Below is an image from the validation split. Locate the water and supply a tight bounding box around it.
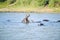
[0,12,60,40]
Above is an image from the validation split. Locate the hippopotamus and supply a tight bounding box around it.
[22,14,30,24]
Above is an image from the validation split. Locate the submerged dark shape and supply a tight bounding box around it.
[43,19,49,22]
[57,20,60,22]
[7,20,11,22]
[38,23,44,26]
[22,14,30,24]
[40,23,44,26]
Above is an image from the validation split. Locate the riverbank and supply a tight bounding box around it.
[0,0,60,13]
[0,7,60,13]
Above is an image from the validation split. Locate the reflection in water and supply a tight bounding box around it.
[0,12,60,40]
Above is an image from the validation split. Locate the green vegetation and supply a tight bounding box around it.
[0,0,60,12]
[0,0,60,8]
[0,0,6,2]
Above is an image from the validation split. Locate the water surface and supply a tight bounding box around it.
[0,12,60,40]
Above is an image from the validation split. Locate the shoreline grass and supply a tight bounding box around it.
[0,0,60,13]
[0,7,60,13]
